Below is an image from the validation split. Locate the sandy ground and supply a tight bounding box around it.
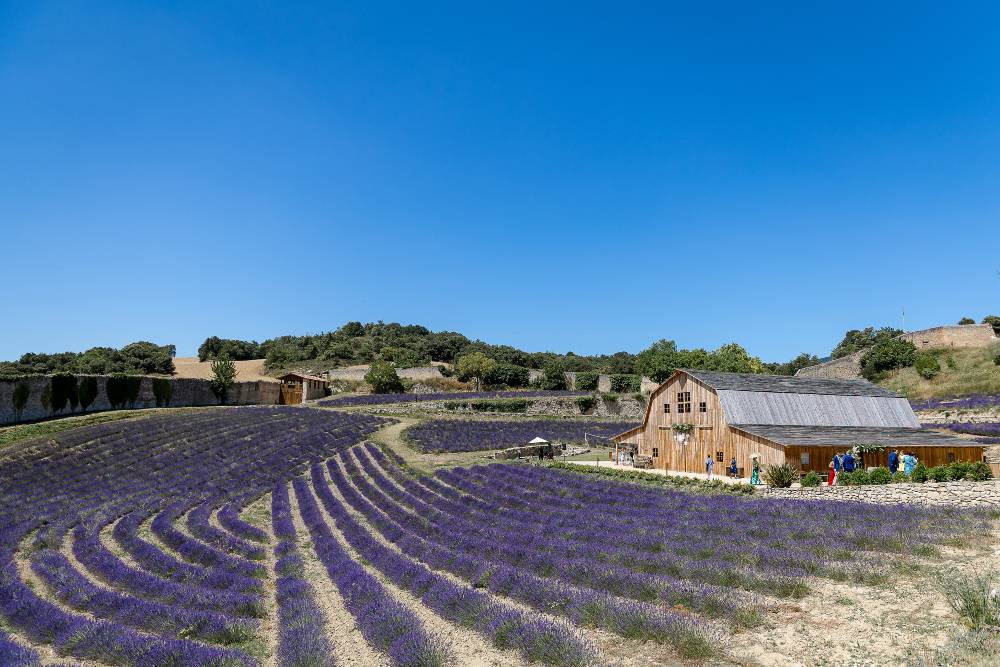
[172,356,275,382]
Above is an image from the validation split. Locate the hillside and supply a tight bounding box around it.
[879,344,1000,400]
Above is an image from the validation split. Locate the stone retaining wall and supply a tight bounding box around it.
[361,395,645,419]
[0,375,280,426]
[760,480,1000,507]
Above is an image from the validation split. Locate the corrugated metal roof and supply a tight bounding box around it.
[732,424,977,448]
[718,390,919,428]
[682,369,901,398]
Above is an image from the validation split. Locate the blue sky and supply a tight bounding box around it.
[2,2,999,363]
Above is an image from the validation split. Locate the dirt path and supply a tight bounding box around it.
[287,482,388,667]
[305,465,528,667]
[364,417,502,473]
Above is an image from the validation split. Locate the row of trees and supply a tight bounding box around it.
[200,320,819,378]
[1,342,176,376]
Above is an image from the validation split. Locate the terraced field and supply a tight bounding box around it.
[0,407,992,666]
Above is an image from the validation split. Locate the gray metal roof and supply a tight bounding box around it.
[732,424,978,448]
[717,390,919,428]
[681,369,902,398]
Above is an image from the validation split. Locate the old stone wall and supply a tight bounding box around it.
[0,375,280,426]
[794,351,864,379]
[899,324,998,350]
[760,479,1000,507]
[326,365,444,382]
[361,395,646,419]
[565,372,658,394]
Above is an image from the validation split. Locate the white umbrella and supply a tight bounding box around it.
[528,437,549,445]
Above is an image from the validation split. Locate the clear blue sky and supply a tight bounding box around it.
[2,2,999,363]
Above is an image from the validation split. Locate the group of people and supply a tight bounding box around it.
[826,448,918,485]
[705,454,760,484]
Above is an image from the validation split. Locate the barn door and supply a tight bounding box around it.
[279,384,302,405]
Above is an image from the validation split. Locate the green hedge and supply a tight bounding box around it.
[152,378,173,407]
[443,398,532,413]
[575,396,596,413]
[546,461,754,495]
[574,372,599,392]
[106,374,142,410]
[609,374,640,393]
[839,461,992,485]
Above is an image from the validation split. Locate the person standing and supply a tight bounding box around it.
[888,449,900,474]
[903,451,917,475]
[705,455,714,480]
[842,450,856,474]
[750,457,761,485]
[828,457,837,486]
[729,456,738,478]
[832,452,843,485]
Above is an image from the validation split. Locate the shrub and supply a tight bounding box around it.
[78,376,98,411]
[969,461,993,481]
[633,392,647,405]
[851,469,871,485]
[574,372,599,392]
[575,396,596,413]
[937,569,1000,630]
[484,362,530,388]
[365,360,405,394]
[801,471,821,487]
[443,398,531,413]
[914,353,941,380]
[868,467,892,485]
[600,392,618,404]
[890,471,909,483]
[106,374,142,409]
[994,350,1000,367]
[609,374,640,393]
[152,378,173,407]
[860,339,918,380]
[12,381,30,421]
[540,361,567,391]
[911,462,929,483]
[948,461,973,481]
[983,315,1000,336]
[49,373,79,414]
[927,465,950,482]
[958,317,976,325]
[946,356,958,370]
[763,463,798,488]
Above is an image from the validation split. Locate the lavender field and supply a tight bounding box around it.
[0,406,991,666]
[932,421,1000,444]
[404,418,640,453]
[318,389,589,407]
[911,393,1000,411]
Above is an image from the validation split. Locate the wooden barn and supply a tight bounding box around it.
[278,372,327,405]
[613,369,984,475]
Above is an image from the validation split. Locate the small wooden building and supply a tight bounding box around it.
[278,372,327,405]
[613,369,984,475]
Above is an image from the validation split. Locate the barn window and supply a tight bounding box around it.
[699,402,707,413]
[715,451,724,462]
[947,451,955,463]
[800,452,810,466]
[676,392,691,413]
[663,403,670,414]
[652,448,659,457]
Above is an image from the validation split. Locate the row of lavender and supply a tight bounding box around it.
[911,394,1000,411]
[925,421,1000,445]
[321,443,989,659]
[0,407,389,665]
[318,389,588,407]
[403,419,639,453]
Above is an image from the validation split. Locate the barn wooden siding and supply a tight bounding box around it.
[785,446,987,473]
[717,391,918,428]
[626,374,784,474]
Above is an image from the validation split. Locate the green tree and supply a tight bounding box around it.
[483,362,530,388]
[377,346,428,369]
[365,360,404,393]
[119,341,175,374]
[456,352,498,391]
[958,317,976,325]
[860,339,918,380]
[540,359,567,390]
[983,315,1000,336]
[210,355,238,404]
[831,327,904,359]
[710,343,764,373]
[634,339,681,382]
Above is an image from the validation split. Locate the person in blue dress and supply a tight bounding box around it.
[903,451,918,475]
[888,449,900,474]
[728,456,738,478]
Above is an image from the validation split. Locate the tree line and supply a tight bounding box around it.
[0,342,176,377]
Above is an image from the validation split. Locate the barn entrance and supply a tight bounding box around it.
[279,383,302,405]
